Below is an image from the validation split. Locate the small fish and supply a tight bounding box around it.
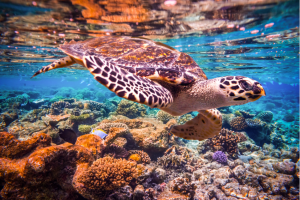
[61,76,65,82]
[91,128,108,139]
[80,80,85,84]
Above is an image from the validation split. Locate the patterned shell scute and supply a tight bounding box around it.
[60,36,207,84]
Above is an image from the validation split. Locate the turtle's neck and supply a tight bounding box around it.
[161,77,225,116]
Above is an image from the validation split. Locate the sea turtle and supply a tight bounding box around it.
[32,36,265,141]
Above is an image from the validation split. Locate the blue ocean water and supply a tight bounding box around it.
[0,0,299,199]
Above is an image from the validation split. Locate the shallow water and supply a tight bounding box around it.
[0,0,299,199]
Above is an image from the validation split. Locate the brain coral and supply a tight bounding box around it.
[230,116,248,131]
[76,157,138,192]
[114,99,146,119]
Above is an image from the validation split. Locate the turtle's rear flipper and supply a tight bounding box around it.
[170,109,222,141]
[31,56,76,78]
[83,55,173,108]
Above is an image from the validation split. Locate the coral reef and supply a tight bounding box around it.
[169,177,196,198]
[283,113,295,122]
[156,110,176,124]
[212,151,227,164]
[113,99,146,119]
[239,110,255,118]
[50,101,70,115]
[203,128,242,157]
[128,150,151,164]
[75,157,138,198]
[103,144,129,159]
[256,111,273,123]
[230,116,248,131]
[0,132,94,200]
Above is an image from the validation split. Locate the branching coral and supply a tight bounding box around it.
[169,177,196,198]
[204,128,241,157]
[239,110,255,118]
[128,150,151,164]
[157,110,176,124]
[177,114,193,125]
[158,146,190,169]
[230,116,248,131]
[76,157,138,193]
[113,99,146,119]
[50,101,70,115]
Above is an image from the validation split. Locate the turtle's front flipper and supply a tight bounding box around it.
[31,56,76,78]
[170,109,222,141]
[83,55,173,108]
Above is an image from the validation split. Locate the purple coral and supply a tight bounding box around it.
[212,151,227,164]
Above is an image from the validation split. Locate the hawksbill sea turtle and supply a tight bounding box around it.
[31,36,266,141]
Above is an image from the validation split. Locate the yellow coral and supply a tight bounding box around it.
[83,102,90,110]
[234,110,242,117]
[129,153,142,163]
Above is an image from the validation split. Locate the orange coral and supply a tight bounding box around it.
[75,134,105,158]
[0,131,51,159]
[76,157,138,194]
[0,132,94,200]
[230,116,248,131]
[129,150,151,164]
[104,127,128,146]
[129,153,142,163]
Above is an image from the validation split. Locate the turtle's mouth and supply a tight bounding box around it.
[248,85,266,102]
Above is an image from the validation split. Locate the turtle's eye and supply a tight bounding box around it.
[239,80,253,91]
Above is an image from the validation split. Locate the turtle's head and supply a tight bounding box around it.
[218,76,266,106]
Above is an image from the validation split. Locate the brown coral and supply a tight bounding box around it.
[76,157,138,193]
[157,110,176,124]
[128,150,151,164]
[113,99,146,119]
[205,128,241,157]
[75,134,105,159]
[230,116,248,131]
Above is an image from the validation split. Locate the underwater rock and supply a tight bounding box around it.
[7,120,47,141]
[103,143,129,159]
[283,113,295,122]
[272,160,296,175]
[42,114,70,126]
[133,184,145,200]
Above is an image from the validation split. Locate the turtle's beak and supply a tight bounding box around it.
[248,84,266,102]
